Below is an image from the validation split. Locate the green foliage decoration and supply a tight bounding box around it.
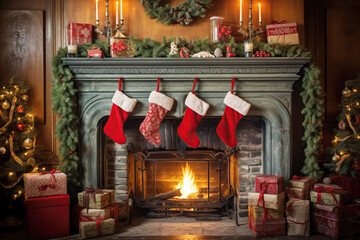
[138,0,212,25]
[52,37,323,198]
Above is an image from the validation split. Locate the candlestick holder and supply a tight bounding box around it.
[113,19,124,34]
[95,0,112,42]
[237,0,263,40]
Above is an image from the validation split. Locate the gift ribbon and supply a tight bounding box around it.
[83,188,105,212]
[39,169,57,182]
[80,215,104,236]
[9,135,24,166]
[38,184,56,191]
[336,154,351,173]
[271,20,287,24]
[285,199,309,235]
[314,186,339,206]
[257,182,272,223]
[111,40,126,55]
[292,175,311,181]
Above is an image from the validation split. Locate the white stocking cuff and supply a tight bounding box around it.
[185,92,209,116]
[148,91,174,111]
[224,92,251,115]
[112,90,137,112]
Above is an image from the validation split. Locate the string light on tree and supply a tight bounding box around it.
[342,87,351,97]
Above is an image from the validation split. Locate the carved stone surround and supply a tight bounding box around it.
[62,57,310,189]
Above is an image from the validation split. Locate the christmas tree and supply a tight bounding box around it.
[0,77,41,202]
[326,76,360,177]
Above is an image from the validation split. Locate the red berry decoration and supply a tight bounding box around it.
[69,151,72,154]
[17,105,24,113]
[17,123,26,131]
[253,51,270,57]
[59,75,63,78]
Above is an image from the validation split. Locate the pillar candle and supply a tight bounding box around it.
[259,3,261,22]
[240,0,243,22]
[116,1,119,24]
[120,0,123,20]
[96,0,99,21]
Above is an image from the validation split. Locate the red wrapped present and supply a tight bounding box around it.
[313,183,343,190]
[26,195,70,240]
[249,215,286,237]
[24,169,67,198]
[330,173,360,200]
[255,175,284,194]
[266,21,299,45]
[68,23,93,45]
[313,203,360,239]
[108,203,119,220]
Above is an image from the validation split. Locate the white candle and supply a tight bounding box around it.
[259,3,261,22]
[120,0,123,20]
[96,0,99,21]
[116,1,119,24]
[240,0,242,22]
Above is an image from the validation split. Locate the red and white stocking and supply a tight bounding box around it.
[177,78,209,148]
[216,78,251,148]
[104,78,137,144]
[139,78,174,145]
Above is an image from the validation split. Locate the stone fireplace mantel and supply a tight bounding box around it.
[62,57,310,189]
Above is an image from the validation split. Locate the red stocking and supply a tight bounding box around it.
[216,78,251,148]
[177,78,209,148]
[104,78,137,144]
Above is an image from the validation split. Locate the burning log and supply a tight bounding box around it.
[146,188,182,201]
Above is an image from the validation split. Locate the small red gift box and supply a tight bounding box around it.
[249,215,286,237]
[313,203,360,239]
[68,23,93,45]
[26,195,70,240]
[330,173,360,200]
[266,22,299,45]
[255,175,284,194]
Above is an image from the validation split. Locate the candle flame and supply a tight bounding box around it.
[175,163,198,199]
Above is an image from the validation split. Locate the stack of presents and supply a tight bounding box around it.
[247,174,360,238]
[24,170,119,239]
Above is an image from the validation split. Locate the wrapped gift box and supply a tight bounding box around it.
[266,22,299,45]
[310,189,349,206]
[330,173,360,200]
[248,206,284,220]
[287,177,311,199]
[248,192,285,211]
[79,217,115,239]
[313,203,360,239]
[255,175,284,194]
[287,187,306,200]
[26,195,70,240]
[313,183,343,190]
[24,171,67,198]
[110,33,135,58]
[108,203,119,220]
[78,189,114,209]
[286,199,310,237]
[249,215,286,237]
[68,23,93,45]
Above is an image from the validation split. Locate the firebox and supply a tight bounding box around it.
[132,150,237,215]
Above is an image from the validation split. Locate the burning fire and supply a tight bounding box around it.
[175,162,198,199]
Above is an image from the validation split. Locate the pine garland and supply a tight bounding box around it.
[51,37,323,197]
[138,0,212,25]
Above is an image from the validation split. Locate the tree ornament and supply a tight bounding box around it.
[59,75,63,78]
[180,47,190,58]
[2,100,10,110]
[342,87,351,97]
[69,151,72,154]
[331,138,338,147]
[323,177,332,184]
[22,138,33,149]
[0,147,6,155]
[17,105,24,113]
[16,123,26,131]
[225,46,235,57]
[21,94,29,101]
[338,120,346,130]
[0,94,4,100]
[139,0,213,26]
[332,154,340,162]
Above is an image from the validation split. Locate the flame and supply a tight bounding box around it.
[175,162,198,199]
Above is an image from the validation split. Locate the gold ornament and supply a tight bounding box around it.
[23,138,34,149]
[0,94,4,100]
[2,100,10,110]
[0,147,6,155]
[21,94,29,102]
[342,87,351,97]
[332,154,340,162]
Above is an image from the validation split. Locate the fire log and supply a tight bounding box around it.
[146,188,182,201]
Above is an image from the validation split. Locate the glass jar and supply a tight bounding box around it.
[210,16,224,43]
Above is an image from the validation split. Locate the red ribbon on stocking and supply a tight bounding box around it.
[314,186,339,206]
[39,169,57,182]
[80,215,105,236]
[257,182,272,223]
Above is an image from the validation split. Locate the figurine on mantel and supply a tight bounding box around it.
[169,42,178,56]
[192,51,215,58]
[214,48,223,57]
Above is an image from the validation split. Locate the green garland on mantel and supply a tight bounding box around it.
[138,0,212,25]
[51,37,324,195]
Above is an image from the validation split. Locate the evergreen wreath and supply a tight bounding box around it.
[52,37,324,198]
[138,0,212,25]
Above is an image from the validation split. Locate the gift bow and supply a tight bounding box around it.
[257,182,272,223]
[111,40,127,55]
[271,20,287,24]
[314,186,339,206]
[39,169,57,182]
[217,23,232,41]
[38,184,56,191]
[83,188,104,212]
[80,215,105,236]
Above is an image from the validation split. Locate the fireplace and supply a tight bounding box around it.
[62,57,310,219]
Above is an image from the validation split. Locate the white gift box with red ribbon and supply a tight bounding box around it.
[266,22,299,45]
